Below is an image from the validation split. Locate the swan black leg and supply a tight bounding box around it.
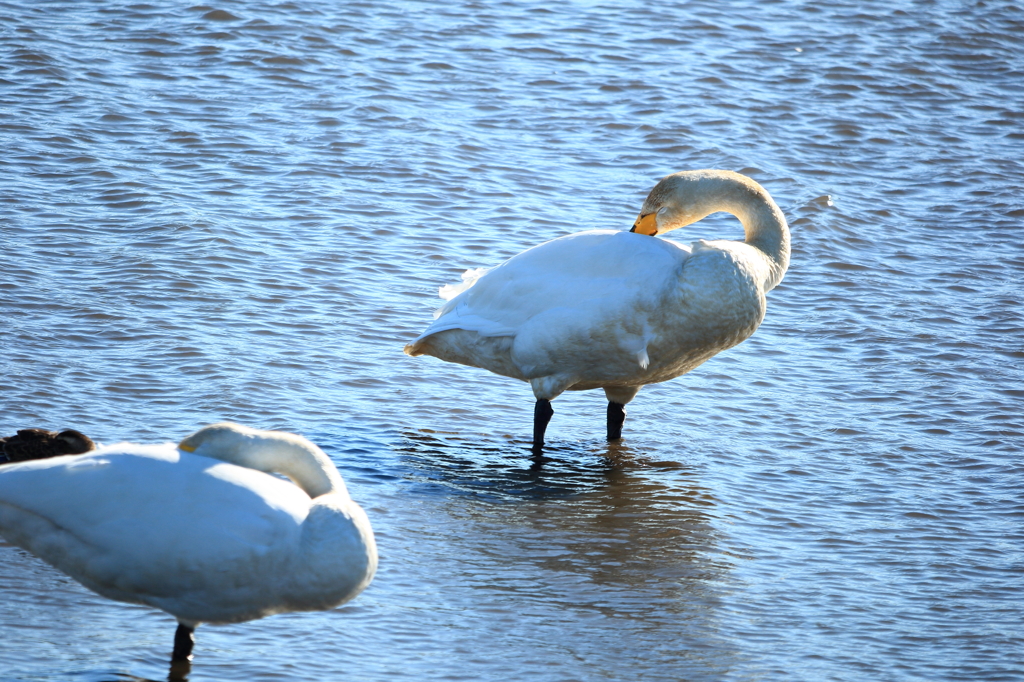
[532,399,554,451]
[607,401,626,441]
[172,623,195,662]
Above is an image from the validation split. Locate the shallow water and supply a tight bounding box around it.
[1,0,1022,680]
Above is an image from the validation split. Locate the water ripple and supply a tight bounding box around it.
[1,0,1022,680]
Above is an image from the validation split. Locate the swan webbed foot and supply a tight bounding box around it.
[532,399,554,452]
[171,623,195,662]
[607,401,626,441]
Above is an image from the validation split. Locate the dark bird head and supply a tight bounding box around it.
[56,430,96,455]
[0,428,96,462]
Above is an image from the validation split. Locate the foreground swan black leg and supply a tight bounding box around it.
[607,401,626,441]
[172,623,195,661]
[533,399,554,451]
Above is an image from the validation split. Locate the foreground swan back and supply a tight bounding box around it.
[0,422,377,662]
[405,170,790,448]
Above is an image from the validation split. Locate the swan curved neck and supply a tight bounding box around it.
[246,437,347,499]
[702,173,790,291]
[181,424,348,499]
[649,170,791,291]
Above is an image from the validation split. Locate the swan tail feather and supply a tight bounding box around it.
[438,267,490,301]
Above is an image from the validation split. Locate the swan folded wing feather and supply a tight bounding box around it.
[679,243,768,330]
[0,443,311,618]
[507,242,766,386]
[510,292,660,381]
[417,310,517,339]
[416,231,689,347]
[279,494,377,614]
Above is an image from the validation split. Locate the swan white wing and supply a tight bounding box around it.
[416,230,691,344]
[0,443,310,615]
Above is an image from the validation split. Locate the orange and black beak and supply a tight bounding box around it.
[630,212,658,236]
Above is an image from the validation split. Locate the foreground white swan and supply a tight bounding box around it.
[0,422,377,661]
[405,170,790,448]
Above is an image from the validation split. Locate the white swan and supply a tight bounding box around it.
[0,422,377,662]
[405,170,790,449]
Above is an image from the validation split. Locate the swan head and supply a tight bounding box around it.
[631,171,717,236]
[632,169,777,236]
[178,422,264,458]
[178,422,346,499]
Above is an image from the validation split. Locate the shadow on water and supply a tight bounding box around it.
[84,647,191,681]
[397,428,730,606]
[390,429,741,674]
[394,428,691,501]
[167,659,191,682]
[93,661,188,682]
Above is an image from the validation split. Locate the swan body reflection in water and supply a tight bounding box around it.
[398,430,726,613]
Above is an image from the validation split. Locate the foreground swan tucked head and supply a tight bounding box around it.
[0,422,377,664]
[405,169,790,449]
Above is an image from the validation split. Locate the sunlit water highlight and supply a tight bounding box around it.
[1,1,1022,680]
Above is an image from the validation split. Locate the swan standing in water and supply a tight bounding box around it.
[0,422,377,662]
[406,170,790,449]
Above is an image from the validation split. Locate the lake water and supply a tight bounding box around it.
[1,1,1022,680]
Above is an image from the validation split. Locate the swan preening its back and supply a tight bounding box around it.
[0,422,377,662]
[406,170,791,448]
